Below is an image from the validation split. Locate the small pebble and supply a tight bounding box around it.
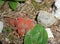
[45,28,54,38]
[0,21,3,33]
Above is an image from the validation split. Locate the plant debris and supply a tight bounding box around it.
[0,0,60,44]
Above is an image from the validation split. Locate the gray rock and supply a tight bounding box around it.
[37,11,57,27]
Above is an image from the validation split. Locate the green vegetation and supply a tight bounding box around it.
[24,24,48,44]
[0,0,25,10]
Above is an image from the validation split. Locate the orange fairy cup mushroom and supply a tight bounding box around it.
[7,17,35,36]
[17,17,25,36]
[17,17,35,36]
[25,19,35,32]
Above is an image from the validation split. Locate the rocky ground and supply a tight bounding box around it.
[0,0,60,44]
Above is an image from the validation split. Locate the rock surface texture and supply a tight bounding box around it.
[37,11,57,27]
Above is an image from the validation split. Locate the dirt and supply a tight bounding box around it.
[0,0,60,44]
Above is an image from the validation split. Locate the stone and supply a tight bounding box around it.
[54,0,60,19]
[55,0,60,8]
[37,11,57,27]
[0,21,3,33]
[54,9,60,19]
[45,28,56,44]
[45,28,54,38]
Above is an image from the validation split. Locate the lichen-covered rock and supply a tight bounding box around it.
[37,11,57,27]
